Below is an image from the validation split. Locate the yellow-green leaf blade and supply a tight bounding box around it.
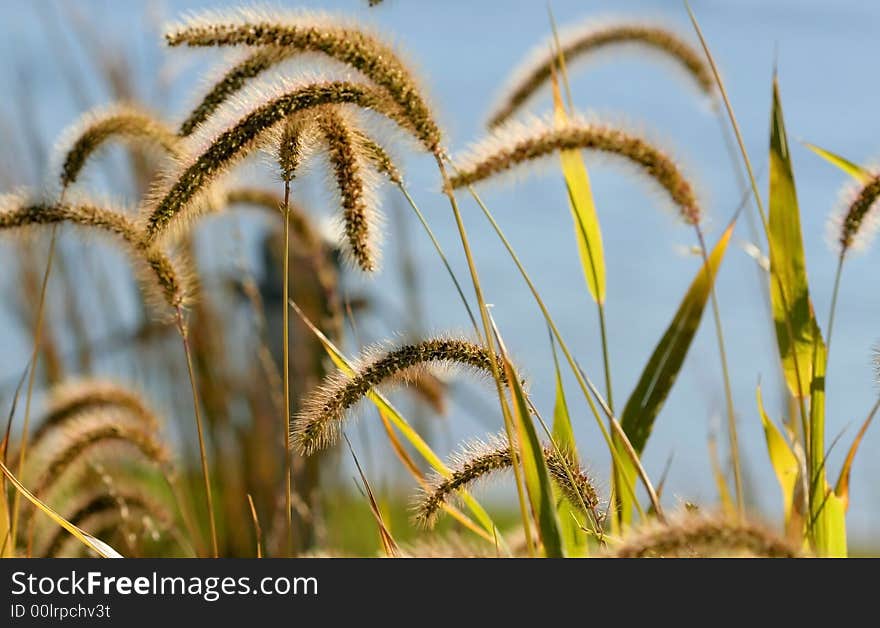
[615,222,734,525]
[620,222,734,452]
[549,334,587,556]
[834,399,879,509]
[757,385,799,526]
[769,78,818,399]
[552,74,606,304]
[804,142,871,183]
[504,356,565,557]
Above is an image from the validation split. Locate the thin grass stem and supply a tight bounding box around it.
[436,156,535,556]
[175,306,218,558]
[282,180,293,557]
[469,186,661,519]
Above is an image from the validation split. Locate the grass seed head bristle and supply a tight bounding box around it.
[141,78,409,244]
[164,7,442,153]
[449,114,701,225]
[292,337,506,455]
[276,114,316,182]
[0,192,193,314]
[55,102,180,188]
[611,511,803,558]
[180,46,293,137]
[834,171,880,253]
[487,20,714,129]
[315,106,382,271]
[39,486,173,558]
[31,379,159,450]
[414,434,601,528]
[26,410,170,501]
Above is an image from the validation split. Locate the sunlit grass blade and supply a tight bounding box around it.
[757,385,800,529]
[289,300,501,539]
[497,336,564,557]
[707,431,735,515]
[551,75,606,306]
[808,339,847,557]
[834,398,879,510]
[549,334,587,556]
[0,458,121,558]
[803,142,871,183]
[614,221,734,524]
[769,78,820,401]
[344,434,399,557]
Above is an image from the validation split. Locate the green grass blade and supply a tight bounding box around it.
[549,332,587,556]
[555,110,606,304]
[502,352,564,557]
[808,338,847,556]
[757,385,800,527]
[834,397,880,509]
[769,78,819,400]
[620,222,735,452]
[615,221,734,524]
[803,142,871,183]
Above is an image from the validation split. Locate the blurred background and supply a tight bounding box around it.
[0,0,877,552]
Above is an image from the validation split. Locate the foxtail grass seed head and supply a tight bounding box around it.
[55,103,180,188]
[449,114,701,224]
[165,7,442,153]
[40,491,167,558]
[488,21,714,129]
[292,337,506,455]
[141,79,408,244]
[315,106,381,271]
[611,511,802,558]
[833,172,880,253]
[0,192,193,313]
[180,47,292,136]
[31,380,159,450]
[415,434,600,528]
[27,410,170,500]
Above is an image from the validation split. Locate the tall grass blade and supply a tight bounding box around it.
[549,333,588,556]
[769,78,820,401]
[834,398,879,510]
[803,143,871,183]
[551,68,606,306]
[616,221,734,524]
[757,385,800,530]
[499,341,564,557]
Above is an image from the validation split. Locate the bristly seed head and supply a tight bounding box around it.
[165,7,443,153]
[292,337,507,455]
[611,511,802,558]
[55,103,180,188]
[314,106,381,271]
[449,114,701,225]
[0,193,192,314]
[487,20,714,129]
[835,172,880,254]
[414,433,601,528]
[141,79,411,245]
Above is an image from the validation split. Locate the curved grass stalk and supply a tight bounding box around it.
[685,3,811,462]
[469,187,661,519]
[174,306,218,558]
[436,154,545,555]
